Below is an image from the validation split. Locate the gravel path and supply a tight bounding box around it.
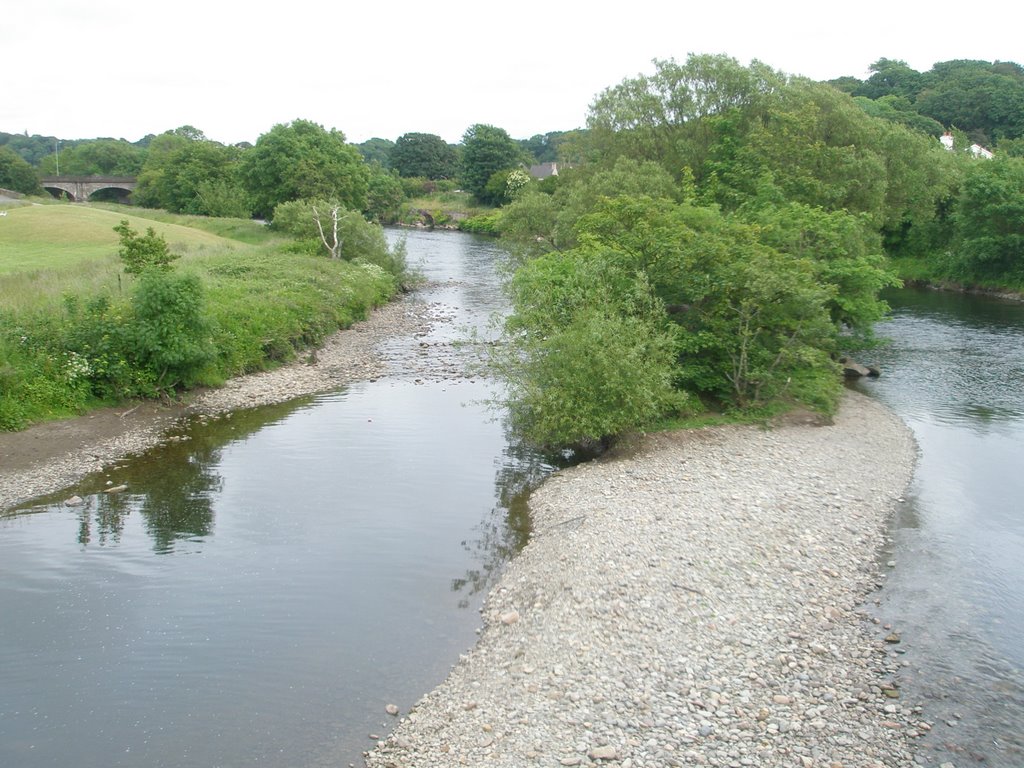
[365,393,922,768]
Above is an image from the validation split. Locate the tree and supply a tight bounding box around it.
[953,156,1024,280]
[135,131,249,216]
[114,219,179,274]
[916,60,1024,146]
[587,54,784,172]
[356,137,395,168]
[241,119,369,219]
[500,156,679,253]
[36,139,144,176]
[853,59,923,101]
[364,163,405,223]
[0,146,40,194]
[270,198,409,282]
[390,133,459,179]
[495,241,688,449]
[460,124,526,202]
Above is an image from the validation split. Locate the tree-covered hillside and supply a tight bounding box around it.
[829,58,1024,152]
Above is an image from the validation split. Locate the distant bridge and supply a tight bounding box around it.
[40,175,137,202]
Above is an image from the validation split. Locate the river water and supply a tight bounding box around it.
[3,235,1023,768]
[853,288,1024,767]
[0,229,556,768]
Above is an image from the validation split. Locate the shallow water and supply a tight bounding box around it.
[0,229,553,768]
[854,288,1024,767]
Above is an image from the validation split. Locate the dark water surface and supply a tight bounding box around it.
[854,288,1024,767]
[0,230,553,768]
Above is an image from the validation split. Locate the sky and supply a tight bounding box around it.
[3,0,1020,147]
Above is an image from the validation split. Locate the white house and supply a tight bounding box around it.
[939,130,994,159]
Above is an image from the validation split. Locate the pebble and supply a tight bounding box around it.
[365,393,922,767]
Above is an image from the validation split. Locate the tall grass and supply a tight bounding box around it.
[0,205,398,430]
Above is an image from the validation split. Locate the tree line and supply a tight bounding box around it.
[0,122,576,213]
[2,54,1022,448]
[479,55,1024,449]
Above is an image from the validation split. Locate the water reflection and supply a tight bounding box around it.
[854,287,1024,767]
[0,230,557,768]
[9,398,314,554]
[452,431,562,606]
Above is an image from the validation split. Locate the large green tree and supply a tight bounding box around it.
[0,146,41,193]
[390,132,459,179]
[356,137,395,168]
[953,156,1024,280]
[916,60,1024,146]
[460,124,526,203]
[135,131,249,216]
[853,58,923,101]
[241,119,369,219]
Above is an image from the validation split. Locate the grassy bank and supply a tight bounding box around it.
[893,258,1024,300]
[0,204,398,430]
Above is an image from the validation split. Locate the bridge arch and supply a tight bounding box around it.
[39,176,137,203]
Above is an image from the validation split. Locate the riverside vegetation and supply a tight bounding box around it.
[2,54,1022,450]
[0,203,407,430]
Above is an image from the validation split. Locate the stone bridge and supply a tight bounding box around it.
[40,176,137,202]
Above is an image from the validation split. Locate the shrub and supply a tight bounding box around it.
[114,220,179,274]
[499,308,690,450]
[130,270,214,390]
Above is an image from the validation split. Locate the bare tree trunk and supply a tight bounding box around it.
[312,205,343,259]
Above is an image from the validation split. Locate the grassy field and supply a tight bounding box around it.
[0,204,270,313]
[0,204,399,430]
[0,204,246,272]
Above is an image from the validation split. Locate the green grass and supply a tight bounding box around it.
[0,205,252,313]
[0,204,399,430]
[0,204,241,273]
[88,203,281,245]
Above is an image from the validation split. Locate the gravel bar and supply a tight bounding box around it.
[365,392,921,768]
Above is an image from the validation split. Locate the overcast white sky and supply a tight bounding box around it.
[3,0,1019,146]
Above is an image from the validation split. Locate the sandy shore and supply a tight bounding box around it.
[365,393,922,768]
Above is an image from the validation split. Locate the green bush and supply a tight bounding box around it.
[270,198,411,286]
[114,219,180,274]
[458,212,503,236]
[130,270,214,390]
[499,308,690,450]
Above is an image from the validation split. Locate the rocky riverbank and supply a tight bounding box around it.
[365,392,923,768]
[0,286,927,768]
[0,295,439,512]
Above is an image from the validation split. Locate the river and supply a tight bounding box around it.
[2,234,1023,767]
[0,229,557,768]
[853,288,1024,767]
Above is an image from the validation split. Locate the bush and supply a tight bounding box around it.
[114,219,179,274]
[270,198,412,286]
[130,270,214,390]
[500,309,690,450]
[458,212,503,236]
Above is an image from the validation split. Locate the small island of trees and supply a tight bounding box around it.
[1,53,1022,449]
